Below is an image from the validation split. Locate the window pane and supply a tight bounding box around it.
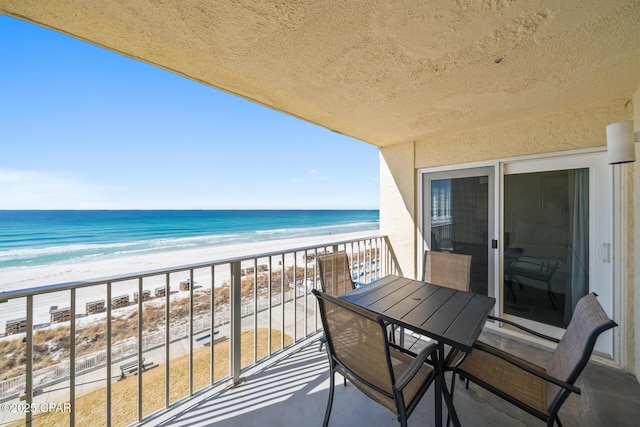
[503,169,589,328]
[431,176,489,295]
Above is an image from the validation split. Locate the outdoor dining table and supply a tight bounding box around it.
[339,274,495,427]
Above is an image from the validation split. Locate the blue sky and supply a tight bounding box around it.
[0,16,380,210]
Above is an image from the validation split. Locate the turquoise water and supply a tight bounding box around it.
[0,210,379,269]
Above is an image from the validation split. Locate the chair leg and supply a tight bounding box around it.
[548,416,563,427]
[398,403,408,427]
[323,367,336,427]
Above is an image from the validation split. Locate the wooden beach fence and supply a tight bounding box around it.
[5,318,26,335]
[134,290,152,303]
[111,294,130,309]
[50,307,71,324]
[86,300,106,315]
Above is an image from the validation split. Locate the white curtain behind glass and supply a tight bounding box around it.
[566,169,589,325]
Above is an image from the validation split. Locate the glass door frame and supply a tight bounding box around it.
[500,152,614,357]
[419,165,498,299]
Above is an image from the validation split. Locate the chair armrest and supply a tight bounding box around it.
[472,342,580,395]
[388,341,417,357]
[395,341,438,390]
[487,315,560,343]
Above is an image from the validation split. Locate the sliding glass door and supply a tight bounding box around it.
[503,168,589,328]
[421,153,614,357]
[423,167,495,296]
[502,153,613,356]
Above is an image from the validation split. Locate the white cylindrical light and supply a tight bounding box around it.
[606,121,636,164]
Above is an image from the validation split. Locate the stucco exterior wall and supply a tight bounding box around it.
[414,100,631,168]
[380,142,416,279]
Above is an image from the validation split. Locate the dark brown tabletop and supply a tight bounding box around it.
[340,275,495,352]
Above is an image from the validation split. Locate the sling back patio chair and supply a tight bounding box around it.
[407,251,472,362]
[313,289,438,427]
[317,251,360,296]
[451,292,617,427]
[422,251,472,292]
[317,251,358,351]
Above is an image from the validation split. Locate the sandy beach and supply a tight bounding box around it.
[0,230,378,335]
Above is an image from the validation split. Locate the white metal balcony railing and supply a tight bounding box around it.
[0,235,398,426]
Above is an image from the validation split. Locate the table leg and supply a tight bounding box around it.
[435,343,443,427]
[442,374,461,427]
[436,343,461,427]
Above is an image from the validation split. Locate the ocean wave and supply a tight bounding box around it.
[0,215,379,269]
[0,233,247,261]
[0,241,138,261]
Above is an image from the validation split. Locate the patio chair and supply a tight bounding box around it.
[312,289,438,427]
[317,251,359,296]
[451,292,617,427]
[317,251,357,351]
[411,251,472,363]
[422,251,472,292]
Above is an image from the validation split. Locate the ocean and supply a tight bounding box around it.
[0,210,379,270]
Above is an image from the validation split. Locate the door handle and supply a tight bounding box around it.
[597,243,610,263]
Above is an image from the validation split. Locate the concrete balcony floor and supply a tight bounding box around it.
[151,331,640,427]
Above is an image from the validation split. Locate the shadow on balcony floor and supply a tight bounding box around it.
[152,333,640,427]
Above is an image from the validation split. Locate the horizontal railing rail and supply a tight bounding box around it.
[0,234,398,427]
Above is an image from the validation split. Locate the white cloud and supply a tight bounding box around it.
[0,168,119,209]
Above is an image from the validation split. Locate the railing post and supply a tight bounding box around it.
[137,277,143,422]
[253,258,258,365]
[189,269,194,396]
[25,295,33,427]
[280,253,285,350]
[106,283,112,427]
[210,266,215,386]
[164,273,170,408]
[267,257,272,356]
[230,260,242,385]
[70,289,76,427]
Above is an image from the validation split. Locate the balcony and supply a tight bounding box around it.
[1,234,638,427]
[0,235,396,426]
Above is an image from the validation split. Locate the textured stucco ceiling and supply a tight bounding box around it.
[1,0,639,148]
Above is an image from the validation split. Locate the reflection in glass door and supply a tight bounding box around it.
[424,168,494,296]
[503,169,589,328]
